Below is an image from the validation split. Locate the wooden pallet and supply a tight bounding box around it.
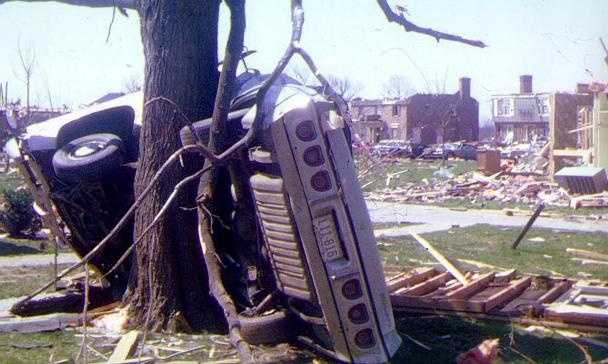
[387,267,608,330]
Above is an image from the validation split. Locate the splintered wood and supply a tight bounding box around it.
[388,267,608,331]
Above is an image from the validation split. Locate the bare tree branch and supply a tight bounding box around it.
[16,42,35,122]
[0,0,136,10]
[327,75,362,101]
[382,74,413,99]
[376,0,486,48]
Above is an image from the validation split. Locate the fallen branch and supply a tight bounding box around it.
[376,0,486,48]
[198,213,253,363]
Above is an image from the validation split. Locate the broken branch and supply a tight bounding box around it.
[0,0,136,9]
[376,0,487,48]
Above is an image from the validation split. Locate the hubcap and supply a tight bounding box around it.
[71,141,106,158]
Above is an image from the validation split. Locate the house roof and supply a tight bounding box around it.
[350,98,408,107]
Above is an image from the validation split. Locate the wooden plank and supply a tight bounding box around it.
[566,248,608,262]
[108,330,140,364]
[400,272,452,296]
[544,304,608,327]
[0,313,80,333]
[386,267,437,293]
[445,272,495,299]
[484,277,532,312]
[536,281,572,304]
[410,232,467,284]
[574,285,608,295]
[494,269,517,284]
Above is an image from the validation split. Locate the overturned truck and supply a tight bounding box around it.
[3,72,402,362]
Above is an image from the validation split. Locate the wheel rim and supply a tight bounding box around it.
[69,140,107,159]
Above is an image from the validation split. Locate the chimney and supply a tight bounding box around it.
[520,75,532,94]
[459,77,471,99]
[576,83,591,94]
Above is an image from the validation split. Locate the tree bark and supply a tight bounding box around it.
[128,0,221,331]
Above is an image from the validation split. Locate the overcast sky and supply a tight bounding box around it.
[1,0,607,120]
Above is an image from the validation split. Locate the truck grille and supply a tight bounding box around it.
[250,173,313,301]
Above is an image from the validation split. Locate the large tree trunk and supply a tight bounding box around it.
[128,0,221,331]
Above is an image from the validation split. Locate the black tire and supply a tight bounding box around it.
[52,133,124,183]
[239,310,296,345]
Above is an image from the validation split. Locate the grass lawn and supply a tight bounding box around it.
[0,331,78,364]
[0,170,26,192]
[378,224,608,280]
[392,314,608,363]
[0,236,53,256]
[358,158,477,192]
[0,264,72,300]
[0,319,606,364]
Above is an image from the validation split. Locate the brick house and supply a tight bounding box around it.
[350,77,479,145]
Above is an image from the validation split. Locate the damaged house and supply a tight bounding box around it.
[350,77,479,145]
[492,75,551,144]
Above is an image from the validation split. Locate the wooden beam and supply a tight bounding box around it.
[410,232,468,284]
[536,281,572,304]
[484,277,532,312]
[108,330,140,364]
[445,272,495,299]
[566,248,608,262]
[552,148,592,157]
[386,267,437,293]
[400,272,452,296]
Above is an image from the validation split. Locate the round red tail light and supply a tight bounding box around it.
[342,279,362,300]
[295,120,317,141]
[303,146,324,167]
[310,170,331,191]
[348,304,369,324]
[355,328,375,349]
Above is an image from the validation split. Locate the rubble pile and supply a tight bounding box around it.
[366,171,572,207]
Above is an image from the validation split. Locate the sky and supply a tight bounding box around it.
[1,0,607,121]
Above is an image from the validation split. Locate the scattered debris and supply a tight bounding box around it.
[390,267,608,331]
[457,338,499,364]
[528,237,546,242]
[366,170,576,209]
[567,248,608,262]
[570,192,608,209]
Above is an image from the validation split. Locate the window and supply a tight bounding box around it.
[537,97,550,116]
[392,105,400,116]
[494,98,514,117]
